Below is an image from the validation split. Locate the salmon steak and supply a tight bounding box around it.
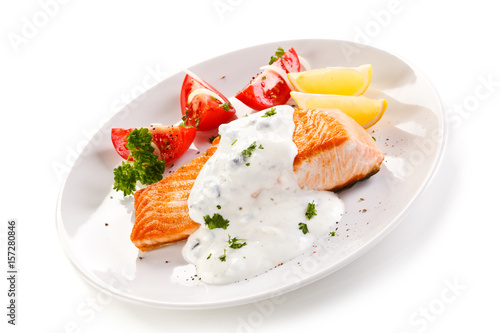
[131,108,384,251]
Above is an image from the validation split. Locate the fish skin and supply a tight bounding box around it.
[131,109,384,251]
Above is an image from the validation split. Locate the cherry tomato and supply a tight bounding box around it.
[180,74,236,131]
[235,48,301,111]
[111,125,196,163]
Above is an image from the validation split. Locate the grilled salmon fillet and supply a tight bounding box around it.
[293,108,384,191]
[131,108,384,251]
[131,140,219,251]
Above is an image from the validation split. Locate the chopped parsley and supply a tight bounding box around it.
[219,249,227,262]
[203,213,230,230]
[305,201,317,220]
[206,253,212,259]
[269,47,285,65]
[241,141,264,160]
[241,141,258,158]
[329,231,336,237]
[216,205,221,210]
[227,235,247,249]
[231,139,238,145]
[299,222,309,234]
[219,102,231,111]
[261,107,277,118]
[113,128,166,196]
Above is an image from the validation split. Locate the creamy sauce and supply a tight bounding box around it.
[182,105,344,284]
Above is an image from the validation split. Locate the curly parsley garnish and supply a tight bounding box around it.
[269,47,285,65]
[261,107,277,117]
[299,223,309,234]
[227,235,247,249]
[203,213,230,230]
[113,128,166,196]
[305,201,317,220]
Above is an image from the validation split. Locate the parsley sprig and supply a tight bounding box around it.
[113,128,166,196]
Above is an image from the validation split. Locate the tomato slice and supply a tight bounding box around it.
[180,74,236,131]
[111,125,196,163]
[111,128,134,160]
[235,47,301,111]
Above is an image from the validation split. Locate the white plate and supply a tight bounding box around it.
[56,39,446,309]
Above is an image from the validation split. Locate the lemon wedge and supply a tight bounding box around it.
[287,64,372,96]
[290,91,387,129]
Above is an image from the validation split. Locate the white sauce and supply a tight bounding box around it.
[182,105,344,284]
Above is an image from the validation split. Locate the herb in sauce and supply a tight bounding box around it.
[227,235,247,249]
[298,223,309,234]
[241,141,258,158]
[219,249,227,262]
[262,108,277,118]
[305,201,317,220]
[203,213,230,230]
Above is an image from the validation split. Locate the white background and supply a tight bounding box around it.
[1,0,499,332]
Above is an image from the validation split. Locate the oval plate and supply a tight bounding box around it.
[56,39,445,309]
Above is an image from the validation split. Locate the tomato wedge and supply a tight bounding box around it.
[235,47,301,111]
[180,74,236,131]
[111,125,196,163]
[111,128,133,160]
